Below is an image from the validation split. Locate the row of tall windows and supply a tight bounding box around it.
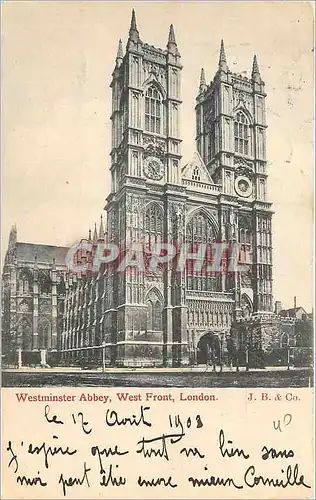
[234,111,249,155]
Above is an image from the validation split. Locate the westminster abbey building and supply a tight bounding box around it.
[2,11,275,368]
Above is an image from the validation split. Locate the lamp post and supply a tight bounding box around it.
[102,341,106,373]
[245,345,249,372]
[17,347,22,369]
[244,322,250,372]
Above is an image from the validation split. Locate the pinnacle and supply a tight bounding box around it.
[129,8,140,41]
[200,67,206,86]
[219,39,228,71]
[199,67,207,93]
[167,23,180,56]
[168,24,176,45]
[99,214,105,240]
[93,223,98,242]
[131,8,137,31]
[117,39,123,59]
[252,54,261,80]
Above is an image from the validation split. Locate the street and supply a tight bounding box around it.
[2,367,313,388]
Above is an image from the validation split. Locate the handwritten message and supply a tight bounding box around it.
[2,388,314,499]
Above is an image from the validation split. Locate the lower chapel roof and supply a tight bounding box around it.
[15,242,69,266]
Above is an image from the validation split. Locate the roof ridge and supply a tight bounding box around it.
[16,241,70,249]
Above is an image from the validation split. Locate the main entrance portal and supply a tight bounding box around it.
[197,331,222,366]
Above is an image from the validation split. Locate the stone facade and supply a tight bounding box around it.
[2,11,277,368]
[2,225,68,366]
[62,12,273,367]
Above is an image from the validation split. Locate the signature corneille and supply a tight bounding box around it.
[189,463,310,489]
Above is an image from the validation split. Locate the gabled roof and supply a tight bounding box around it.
[16,242,69,266]
[279,307,307,318]
[182,151,214,184]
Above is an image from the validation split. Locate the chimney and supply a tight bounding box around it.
[274,301,282,315]
[294,296,297,309]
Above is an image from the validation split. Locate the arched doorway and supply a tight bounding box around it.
[197,331,221,365]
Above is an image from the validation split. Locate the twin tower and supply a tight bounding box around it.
[99,10,273,367]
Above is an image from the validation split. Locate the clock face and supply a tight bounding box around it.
[235,175,252,198]
[144,157,164,180]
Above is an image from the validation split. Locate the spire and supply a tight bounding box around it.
[98,215,105,240]
[167,24,180,56]
[218,39,228,72]
[131,8,137,31]
[168,24,176,45]
[88,228,92,242]
[199,67,207,92]
[128,8,140,42]
[252,54,262,82]
[93,223,98,243]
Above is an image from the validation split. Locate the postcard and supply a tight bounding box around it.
[1,2,314,499]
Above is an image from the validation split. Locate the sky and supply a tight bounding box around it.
[2,1,314,311]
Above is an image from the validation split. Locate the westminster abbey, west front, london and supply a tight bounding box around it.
[2,11,276,368]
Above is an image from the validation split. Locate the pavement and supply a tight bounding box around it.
[2,365,311,374]
[3,365,313,388]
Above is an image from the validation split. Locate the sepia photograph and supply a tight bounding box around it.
[1,3,315,500]
[1,2,314,389]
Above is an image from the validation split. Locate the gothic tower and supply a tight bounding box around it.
[105,10,188,366]
[195,41,273,315]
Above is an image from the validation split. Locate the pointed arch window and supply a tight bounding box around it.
[19,278,29,293]
[38,319,51,349]
[234,111,249,155]
[18,269,33,294]
[239,217,252,245]
[144,203,163,248]
[186,212,220,292]
[145,86,162,134]
[39,272,52,295]
[192,167,201,181]
[17,318,32,350]
[241,294,253,319]
[146,290,162,332]
[238,216,253,264]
